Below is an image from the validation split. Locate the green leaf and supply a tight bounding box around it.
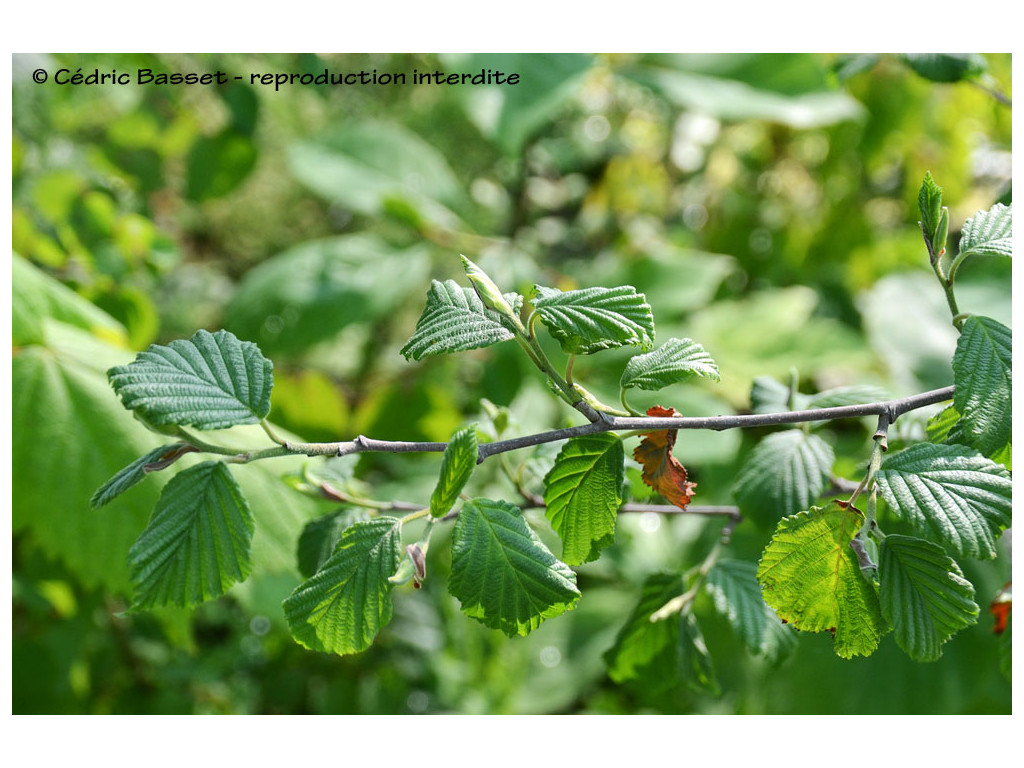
[296,509,368,579]
[804,385,888,410]
[952,316,1011,455]
[225,235,432,357]
[283,517,402,655]
[448,498,580,637]
[677,610,721,695]
[90,442,198,509]
[288,120,469,230]
[878,535,979,662]
[108,329,274,430]
[604,573,685,690]
[430,425,479,517]
[620,337,720,391]
[543,434,624,565]
[128,461,254,609]
[757,502,885,658]
[918,172,944,248]
[956,203,1012,262]
[732,430,835,527]
[186,130,257,202]
[704,559,797,662]
[400,279,522,361]
[899,53,987,83]
[532,284,655,355]
[874,443,1012,559]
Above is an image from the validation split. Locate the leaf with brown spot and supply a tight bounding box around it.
[632,405,696,510]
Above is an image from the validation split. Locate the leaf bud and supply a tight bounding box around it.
[462,255,515,318]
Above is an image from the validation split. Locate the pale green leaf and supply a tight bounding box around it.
[90,442,197,509]
[448,498,580,637]
[874,443,1012,559]
[532,284,655,355]
[620,337,720,391]
[400,279,522,361]
[805,385,888,410]
[704,559,797,662]
[128,461,255,609]
[732,430,835,527]
[956,203,1012,261]
[757,502,885,658]
[283,517,402,655]
[878,535,979,662]
[543,434,624,565]
[953,315,1011,455]
[108,329,274,430]
[918,172,944,247]
[430,425,479,517]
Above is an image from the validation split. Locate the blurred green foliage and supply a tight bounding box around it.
[12,52,1011,714]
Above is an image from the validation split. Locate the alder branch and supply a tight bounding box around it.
[282,385,954,463]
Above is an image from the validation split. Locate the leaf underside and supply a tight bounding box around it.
[957,203,1012,261]
[108,328,273,430]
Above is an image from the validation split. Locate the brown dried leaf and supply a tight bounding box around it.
[990,581,1012,634]
[632,405,696,510]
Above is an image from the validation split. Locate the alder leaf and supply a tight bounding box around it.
[952,315,1011,456]
[604,573,685,690]
[448,498,580,637]
[873,443,1012,559]
[90,442,199,509]
[918,171,944,247]
[296,509,369,579]
[620,337,720,391]
[757,502,885,659]
[732,430,835,527]
[107,329,274,430]
[878,534,978,662]
[400,279,522,361]
[128,461,255,610]
[532,284,655,355]
[543,434,624,565]
[704,559,797,662]
[283,517,402,655]
[956,202,1012,262]
[632,405,696,511]
[430,425,479,517]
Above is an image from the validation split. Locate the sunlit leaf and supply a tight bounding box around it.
[108,329,273,430]
[878,535,978,662]
[874,443,1012,559]
[632,406,696,511]
[400,279,522,361]
[532,284,655,355]
[283,517,402,655]
[733,430,835,528]
[757,502,885,658]
[956,203,1012,262]
[129,461,254,610]
[430,425,479,517]
[620,337,720,392]
[448,498,580,637]
[543,434,624,565]
[918,171,944,246]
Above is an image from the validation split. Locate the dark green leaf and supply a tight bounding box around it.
[705,559,797,662]
[678,610,721,695]
[757,502,885,658]
[733,430,835,527]
[604,573,685,690]
[900,53,987,83]
[296,509,369,579]
[532,284,655,355]
[186,130,257,202]
[108,329,273,430]
[448,498,580,636]
[400,279,522,361]
[874,443,1012,559]
[878,535,978,662]
[952,315,1010,457]
[430,425,479,517]
[283,517,402,655]
[129,461,255,609]
[620,337,720,391]
[543,434,624,565]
